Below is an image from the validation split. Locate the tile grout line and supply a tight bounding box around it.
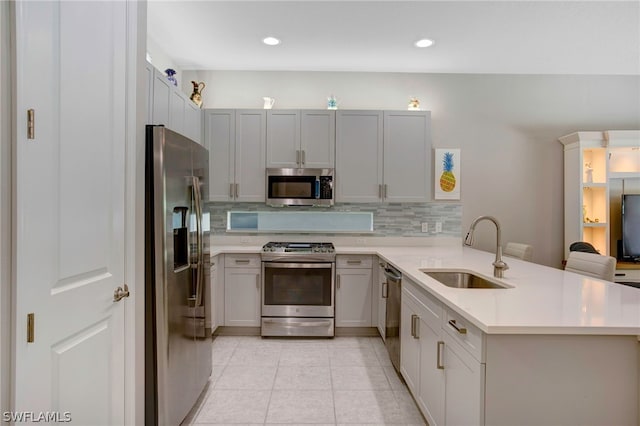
[263,340,280,425]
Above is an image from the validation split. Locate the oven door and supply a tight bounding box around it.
[262,262,335,317]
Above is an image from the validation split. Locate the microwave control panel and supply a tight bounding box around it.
[319,176,333,199]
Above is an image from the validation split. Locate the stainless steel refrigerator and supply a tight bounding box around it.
[145,125,211,426]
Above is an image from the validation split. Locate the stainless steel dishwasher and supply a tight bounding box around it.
[382,264,402,372]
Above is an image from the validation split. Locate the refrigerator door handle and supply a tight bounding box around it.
[192,176,204,307]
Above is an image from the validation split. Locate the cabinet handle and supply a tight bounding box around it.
[383,184,388,199]
[229,183,234,198]
[411,314,419,339]
[378,184,383,199]
[235,259,251,265]
[347,260,362,265]
[337,274,341,289]
[437,341,445,369]
[301,150,306,165]
[448,319,467,334]
[296,150,301,166]
[235,183,239,198]
[382,282,388,298]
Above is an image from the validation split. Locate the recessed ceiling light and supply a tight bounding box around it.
[263,36,281,46]
[414,39,434,48]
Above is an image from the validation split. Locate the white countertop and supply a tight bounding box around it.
[210,242,640,336]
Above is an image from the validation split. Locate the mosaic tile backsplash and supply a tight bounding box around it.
[205,202,462,237]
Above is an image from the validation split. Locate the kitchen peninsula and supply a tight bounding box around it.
[211,238,640,426]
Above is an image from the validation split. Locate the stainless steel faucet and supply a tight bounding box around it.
[464,215,509,278]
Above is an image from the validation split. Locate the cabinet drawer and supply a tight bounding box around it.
[402,278,443,333]
[225,254,261,268]
[443,307,484,362]
[336,255,373,269]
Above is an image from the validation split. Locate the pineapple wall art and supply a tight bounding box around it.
[434,149,461,200]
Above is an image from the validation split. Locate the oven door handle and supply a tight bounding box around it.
[262,319,333,327]
[262,262,334,269]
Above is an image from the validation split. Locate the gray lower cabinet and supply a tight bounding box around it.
[223,254,261,327]
[336,110,431,203]
[335,255,373,327]
[401,275,639,426]
[376,259,387,339]
[209,255,224,333]
[204,109,266,202]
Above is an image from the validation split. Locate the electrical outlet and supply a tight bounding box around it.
[240,236,250,244]
[356,238,366,245]
[421,223,429,233]
[435,222,443,233]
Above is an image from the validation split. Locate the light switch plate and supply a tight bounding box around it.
[421,223,428,232]
[435,222,443,233]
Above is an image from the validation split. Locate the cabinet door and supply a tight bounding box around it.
[235,110,266,201]
[301,110,335,168]
[144,61,154,124]
[204,109,235,201]
[400,296,421,396]
[210,255,224,332]
[152,67,171,126]
[266,110,300,167]
[184,101,202,145]
[377,261,387,339]
[335,110,383,202]
[224,268,261,326]
[169,89,186,136]
[443,333,485,426]
[418,318,445,426]
[383,111,431,202]
[335,268,372,327]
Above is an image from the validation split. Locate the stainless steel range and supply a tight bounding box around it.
[261,242,336,337]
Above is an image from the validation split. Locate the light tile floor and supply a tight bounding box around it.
[182,336,427,425]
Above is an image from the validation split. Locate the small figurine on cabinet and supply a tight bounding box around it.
[585,162,593,183]
[408,97,420,110]
[165,68,177,86]
[190,81,205,108]
[327,94,338,110]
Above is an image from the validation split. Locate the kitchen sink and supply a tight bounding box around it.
[421,270,511,289]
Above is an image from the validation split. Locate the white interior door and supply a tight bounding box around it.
[14,1,127,424]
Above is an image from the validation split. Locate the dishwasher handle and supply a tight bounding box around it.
[383,267,402,282]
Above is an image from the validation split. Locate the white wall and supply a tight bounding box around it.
[0,0,11,421]
[146,35,182,88]
[184,70,640,267]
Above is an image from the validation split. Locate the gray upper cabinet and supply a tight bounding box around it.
[267,110,335,168]
[383,111,431,202]
[336,110,431,203]
[336,110,384,202]
[151,67,171,127]
[147,63,203,145]
[204,109,266,202]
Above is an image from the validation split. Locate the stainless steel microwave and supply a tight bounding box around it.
[266,168,334,206]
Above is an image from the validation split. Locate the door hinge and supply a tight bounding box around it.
[27,109,35,139]
[27,313,35,343]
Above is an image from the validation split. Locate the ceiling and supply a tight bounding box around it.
[147,1,640,75]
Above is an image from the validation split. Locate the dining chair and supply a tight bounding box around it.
[503,242,533,261]
[564,251,616,281]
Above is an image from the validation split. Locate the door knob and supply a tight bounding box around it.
[113,284,130,302]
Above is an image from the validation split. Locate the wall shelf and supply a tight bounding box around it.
[559,130,640,257]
